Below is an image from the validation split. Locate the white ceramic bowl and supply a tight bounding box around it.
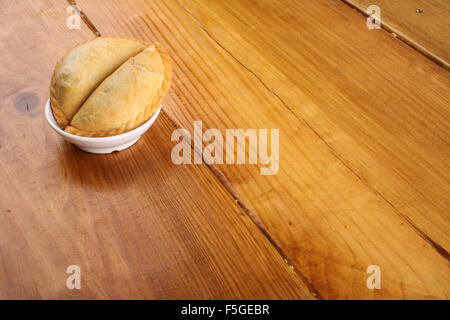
[45,99,162,154]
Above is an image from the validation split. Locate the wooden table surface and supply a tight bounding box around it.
[0,0,448,299]
[345,0,450,68]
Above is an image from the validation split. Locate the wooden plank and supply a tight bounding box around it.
[75,0,450,299]
[343,0,450,69]
[174,0,450,251]
[176,0,450,253]
[0,0,315,299]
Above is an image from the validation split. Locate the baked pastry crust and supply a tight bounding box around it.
[50,37,172,137]
[50,37,149,129]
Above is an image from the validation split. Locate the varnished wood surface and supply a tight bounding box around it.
[344,0,450,69]
[0,0,448,299]
[170,0,450,249]
[0,0,315,299]
[76,0,450,299]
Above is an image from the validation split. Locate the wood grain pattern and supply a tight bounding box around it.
[75,0,450,299]
[0,0,315,299]
[344,0,450,69]
[175,0,450,252]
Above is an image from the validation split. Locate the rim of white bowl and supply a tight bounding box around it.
[45,98,162,142]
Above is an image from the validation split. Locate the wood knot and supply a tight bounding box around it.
[14,92,39,113]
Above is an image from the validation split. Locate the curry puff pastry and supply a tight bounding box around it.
[50,37,172,137]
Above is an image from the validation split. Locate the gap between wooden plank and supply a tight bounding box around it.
[68,0,322,298]
[341,0,449,70]
[175,0,449,262]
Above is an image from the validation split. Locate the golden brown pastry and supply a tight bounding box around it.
[50,37,172,137]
